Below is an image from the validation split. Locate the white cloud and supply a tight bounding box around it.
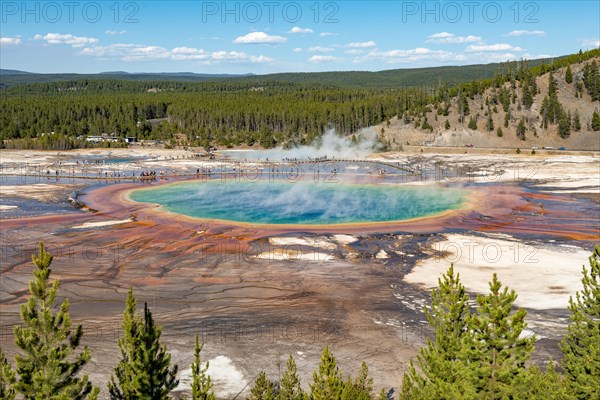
[171,47,209,61]
[80,43,272,64]
[0,36,21,45]
[466,43,524,52]
[210,50,272,63]
[320,32,336,37]
[80,44,171,61]
[352,45,551,65]
[473,52,518,62]
[353,47,459,64]
[33,33,98,47]
[426,32,482,44]
[344,49,364,55]
[346,40,376,48]
[309,55,343,63]
[293,47,302,52]
[233,31,286,44]
[581,38,600,48]
[504,30,545,37]
[105,30,127,36]
[308,46,334,53]
[289,27,313,34]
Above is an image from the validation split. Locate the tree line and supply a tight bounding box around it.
[0,85,429,150]
[1,243,598,399]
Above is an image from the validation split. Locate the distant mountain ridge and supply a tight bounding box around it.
[0,56,558,89]
[0,69,255,87]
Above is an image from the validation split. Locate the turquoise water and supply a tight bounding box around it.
[130,180,467,225]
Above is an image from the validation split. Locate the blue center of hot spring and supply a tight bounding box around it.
[130,180,467,225]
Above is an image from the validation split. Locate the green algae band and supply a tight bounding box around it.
[130,180,467,225]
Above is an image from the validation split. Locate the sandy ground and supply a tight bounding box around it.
[0,147,598,398]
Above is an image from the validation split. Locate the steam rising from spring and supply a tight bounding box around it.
[222,128,383,160]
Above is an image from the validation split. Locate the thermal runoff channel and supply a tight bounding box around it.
[129,180,468,225]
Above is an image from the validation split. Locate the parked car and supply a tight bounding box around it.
[558,147,566,150]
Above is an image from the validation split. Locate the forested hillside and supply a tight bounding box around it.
[1,49,598,150]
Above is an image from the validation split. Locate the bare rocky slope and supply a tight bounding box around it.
[380,57,600,151]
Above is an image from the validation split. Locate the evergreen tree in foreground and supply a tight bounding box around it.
[310,346,344,400]
[11,243,99,399]
[279,354,305,400]
[0,348,16,400]
[190,336,214,400]
[467,274,536,399]
[560,245,600,399]
[341,361,375,400]
[400,265,474,399]
[522,361,572,399]
[248,371,276,400]
[108,288,138,399]
[108,288,178,399]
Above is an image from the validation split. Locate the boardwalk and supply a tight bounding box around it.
[0,157,415,181]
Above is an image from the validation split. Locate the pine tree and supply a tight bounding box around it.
[109,288,179,399]
[444,120,450,130]
[377,388,387,400]
[137,303,179,398]
[0,348,16,400]
[190,336,214,400]
[516,118,527,140]
[583,61,600,101]
[565,65,573,84]
[341,362,374,400]
[522,78,534,109]
[279,355,304,400]
[310,347,344,400]
[467,274,536,398]
[560,245,600,399]
[592,111,600,131]
[401,265,474,399]
[559,111,571,138]
[109,288,140,399]
[523,361,572,399]
[12,243,99,399]
[468,116,477,130]
[249,371,276,400]
[486,107,494,131]
[341,376,355,400]
[573,110,581,131]
[541,71,565,125]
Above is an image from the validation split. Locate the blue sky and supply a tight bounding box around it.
[1,1,599,74]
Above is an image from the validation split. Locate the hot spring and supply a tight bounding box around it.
[129,180,468,225]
